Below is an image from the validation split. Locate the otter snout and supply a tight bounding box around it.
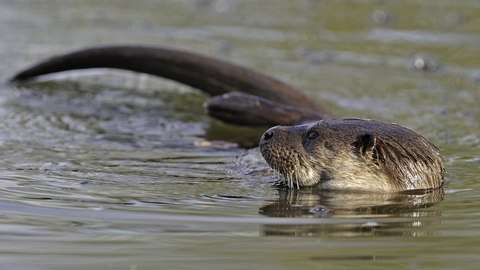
[259,125,296,152]
[259,125,315,188]
[259,125,293,168]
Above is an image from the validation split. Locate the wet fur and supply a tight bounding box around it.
[11,46,445,192]
[260,119,445,192]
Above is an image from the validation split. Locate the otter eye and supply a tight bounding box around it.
[306,130,319,141]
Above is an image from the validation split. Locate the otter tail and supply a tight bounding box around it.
[11,45,330,126]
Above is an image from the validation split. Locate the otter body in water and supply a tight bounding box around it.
[10,45,445,192]
[260,119,444,192]
[11,46,329,127]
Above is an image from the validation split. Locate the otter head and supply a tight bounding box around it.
[259,118,445,192]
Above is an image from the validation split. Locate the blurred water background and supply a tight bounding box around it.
[1,1,480,269]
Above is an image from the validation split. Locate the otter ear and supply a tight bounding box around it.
[353,132,376,157]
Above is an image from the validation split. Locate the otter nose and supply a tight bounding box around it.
[263,130,274,141]
[260,127,277,146]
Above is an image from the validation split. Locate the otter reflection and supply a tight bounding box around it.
[259,188,444,237]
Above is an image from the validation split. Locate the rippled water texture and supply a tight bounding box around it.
[1,1,480,269]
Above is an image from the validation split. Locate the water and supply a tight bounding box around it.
[1,0,480,269]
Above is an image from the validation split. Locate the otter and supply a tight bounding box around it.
[10,45,445,192]
[11,45,330,127]
[260,119,444,192]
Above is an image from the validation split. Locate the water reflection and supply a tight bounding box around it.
[259,188,444,237]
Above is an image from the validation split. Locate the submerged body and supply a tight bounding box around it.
[11,45,445,192]
[260,119,445,192]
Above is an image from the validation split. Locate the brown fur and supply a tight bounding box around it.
[11,46,445,192]
[260,118,445,192]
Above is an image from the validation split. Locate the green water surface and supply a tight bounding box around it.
[1,1,479,269]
